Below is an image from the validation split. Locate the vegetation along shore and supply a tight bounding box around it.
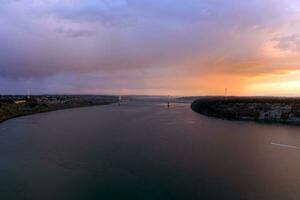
[0,95,118,123]
[191,97,300,125]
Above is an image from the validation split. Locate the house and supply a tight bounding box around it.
[14,100,27,104]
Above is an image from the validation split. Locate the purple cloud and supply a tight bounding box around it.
[0,0,299,94]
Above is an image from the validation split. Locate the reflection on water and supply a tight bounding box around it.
[1,102,300,200]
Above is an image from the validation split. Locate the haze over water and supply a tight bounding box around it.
[1,101,300,199]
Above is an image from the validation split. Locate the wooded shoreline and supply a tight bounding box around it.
[191,97,300,125]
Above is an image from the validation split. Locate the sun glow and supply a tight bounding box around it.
[247,70,300,96]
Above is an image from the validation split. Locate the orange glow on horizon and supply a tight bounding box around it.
[245,70,300,96]
[173,70,300,97]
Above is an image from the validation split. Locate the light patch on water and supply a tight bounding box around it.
[271,142,300,150]
[186,120,196,124]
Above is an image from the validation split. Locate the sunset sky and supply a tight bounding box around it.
[1,0,300,96]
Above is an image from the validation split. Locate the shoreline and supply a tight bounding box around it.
[0,95,118,124]
[0,102,113,124]
[191,97,300,125]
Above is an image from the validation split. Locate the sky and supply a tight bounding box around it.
[0,0,300,96]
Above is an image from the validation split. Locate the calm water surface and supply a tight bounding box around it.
[1,102,300,200]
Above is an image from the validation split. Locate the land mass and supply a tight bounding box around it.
[0,95,118,123]
[191,97,300,125]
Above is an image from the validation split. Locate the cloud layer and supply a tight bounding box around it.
[1,0,300,95]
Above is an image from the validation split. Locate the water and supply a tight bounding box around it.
[0,101,300,200]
